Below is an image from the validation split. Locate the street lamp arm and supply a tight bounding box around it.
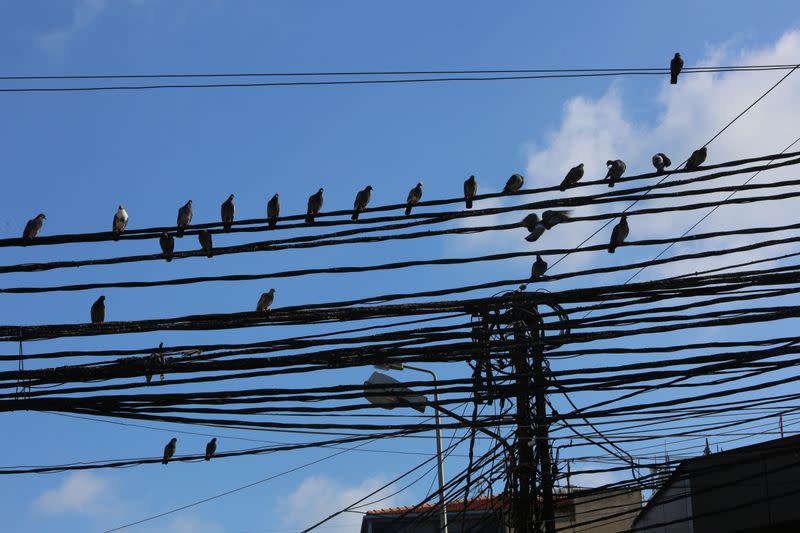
[433,403,514,456]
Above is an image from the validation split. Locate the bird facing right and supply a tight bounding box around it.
[306,188,324,223]
[267,194,280,228]
[22,213,46,241]
[205,438,217,461]
[463,175,477,208]
[405,182,423,215]
[686,146,707,170]
[162,437,177,465]
[670,52,684,85]
[560,164,584,191]
[176,200,193,238]
[91,296,106,324]
[608,215,629,253]
[221,194,235,232]
[352,185,373,220]
[257,288,276,312]
[531,255,548,278]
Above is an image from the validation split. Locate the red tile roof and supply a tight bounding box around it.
[366,495,506,516]
[366,494,574,516]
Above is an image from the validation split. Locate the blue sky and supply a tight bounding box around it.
[3,1,800,532]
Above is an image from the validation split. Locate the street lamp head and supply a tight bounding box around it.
[374,362,405,371]
[363,371,427,413]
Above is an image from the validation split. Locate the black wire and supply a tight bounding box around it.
[1,66,794,93]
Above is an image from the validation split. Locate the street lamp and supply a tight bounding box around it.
[365,363,448,533]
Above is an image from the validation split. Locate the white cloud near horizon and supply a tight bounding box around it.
[455,29,800,283]
[280,475,399,530]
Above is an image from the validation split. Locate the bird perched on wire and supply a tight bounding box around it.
[352,186,373,220]
[542,210,571,229]
[531,255,548,278]
[605,160,626,187]
[521,213,547,243]
[257,288,275,312]
[159,232,174,262]
[686,146,707,169]
[503,174,524,193]
[405,182,423,215]
[670,53,684,85]
[145,342,164,384]
[112,205,128,240]
[91,295,106,324]
[198,230,213,258]
[306,188,324,223]
[205,438,217,461]
[463,175,477,208]
[221,194,235,232]
[176,200,193,238]
[22,213,46,241]
[560,164,584,191]
[267,194,280,228]
[162,437,177,465]
[652,153,672,174]
[608,215,629,253]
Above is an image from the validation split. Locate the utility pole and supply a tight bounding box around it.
[530,320,555,533]
[512,312,536,533]
[471,298,565,533]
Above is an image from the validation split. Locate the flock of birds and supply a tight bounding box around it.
[15,53,695,464]
[20,143,708,332]
[160,436,217,464]
[21,142,709,326]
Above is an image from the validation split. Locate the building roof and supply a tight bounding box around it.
[366,495,507,516]
[365,492,585,517]
[632,433,800,528]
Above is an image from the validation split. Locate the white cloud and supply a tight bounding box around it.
[570,469,621,489]
[280,475,399,530]
[516,29,800,280]
[39,0,109,55]
[32,471,111,515]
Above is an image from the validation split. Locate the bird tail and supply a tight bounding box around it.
[305,214,314,223]
[525,233,540,243]
[269,219,277,228]
[176,228,184,238]
[465,200,473,209]
[670,73,678,84]
[352,211,359,221]
[608,245,616,254]
[162,459,168,465]
[559,185,566,192]
[113,232,120,242]
[165,256,172,263]
[207,251,213,258]
[224,222,231,232]
[205,457,210,461]
[405,206,412,216]
[608,180,615,188]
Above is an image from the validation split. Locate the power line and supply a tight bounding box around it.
[0,65,794,93]
[1,64,793,81]
[546,62,800,273]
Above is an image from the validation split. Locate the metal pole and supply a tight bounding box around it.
[512,317,535,533]
[405,365,448,533]
[532,346,555,533]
